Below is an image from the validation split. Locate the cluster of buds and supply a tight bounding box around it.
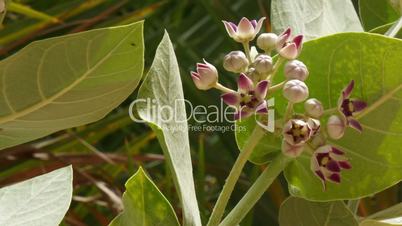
[190,17,368,190]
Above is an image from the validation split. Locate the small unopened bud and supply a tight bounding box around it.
[257,33,278,52]
[283,119,312,145]
[283,79,309,103]
[191,59,218,90]
[304,98,324,118]
[284,60,309,81]
[327,115,346,140]
[281,140,304,158]
[254,54,273,73]
[223,51,249,73]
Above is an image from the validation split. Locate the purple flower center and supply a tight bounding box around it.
[341,99,354,117]
[239,91,261,110]
[286,122,310,143]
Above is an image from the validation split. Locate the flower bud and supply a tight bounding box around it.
[304,98,324,118]
[191,59,218,90]
[327,115,346,140]
[223,51,249,73]
[254,54,273,73]
[283,79,309,103]
[283,119,312,145]
[284,60,309,81]
[307,118,321,136]
[257,33,278,52]
[281,140,304,158]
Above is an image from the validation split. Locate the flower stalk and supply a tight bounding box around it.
[219,154,291,226]
[206,126,266,226]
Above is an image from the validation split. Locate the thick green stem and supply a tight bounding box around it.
[385,16,402,37]
[206,126,265,226]
[219,154,291,226]
[347,199,360,215]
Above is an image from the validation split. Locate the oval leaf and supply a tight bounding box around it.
[271,0,363,41]
[0,21,144,150]
[235,117,281,165]
[283,33,402,200]
[279,197,358,226]
[136,31,201,226]
[109,167,180,226]
[0,166,72,225]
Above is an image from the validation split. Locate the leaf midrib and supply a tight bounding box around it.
[0,25,137,125]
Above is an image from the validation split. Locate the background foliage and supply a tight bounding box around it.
[0,0,401,225]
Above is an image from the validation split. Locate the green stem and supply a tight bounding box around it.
[219,154,291,226]
[269,81,286,93]
[206,126,265,226]
[347,199,360,215]
[242,42,252,63]
[385,16,402,37]
[284,102,294,121]
[322,107,337,116]
[214,83,235,93]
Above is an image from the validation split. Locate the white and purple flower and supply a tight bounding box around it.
[221,73,269,120]
[276,28,303,60]
[223,17,265,43]
[338,80,367,132]
[311,145,352,189]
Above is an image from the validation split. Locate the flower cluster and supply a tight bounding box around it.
[190,17,367,190]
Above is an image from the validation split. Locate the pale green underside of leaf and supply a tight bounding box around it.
[136,31,201,226]
[360,203,402,226]
[109,167,179,226]
[359,0,400,31]
[271,0,363,41]
[279,197,358,226]
[0,21,144,150]
[283,33,402,200]
[0,166,72,226]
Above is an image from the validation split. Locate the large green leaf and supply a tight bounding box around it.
[360,203,402,226]
[0,21,144,150]
[136,31,201,226]
[0,166,72,225]
[235,115,281,165]
[109,167,180,226]
[279,197,358,226]
[283,33,402,200]
[359,0,400,31]
[271,0,363,41]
